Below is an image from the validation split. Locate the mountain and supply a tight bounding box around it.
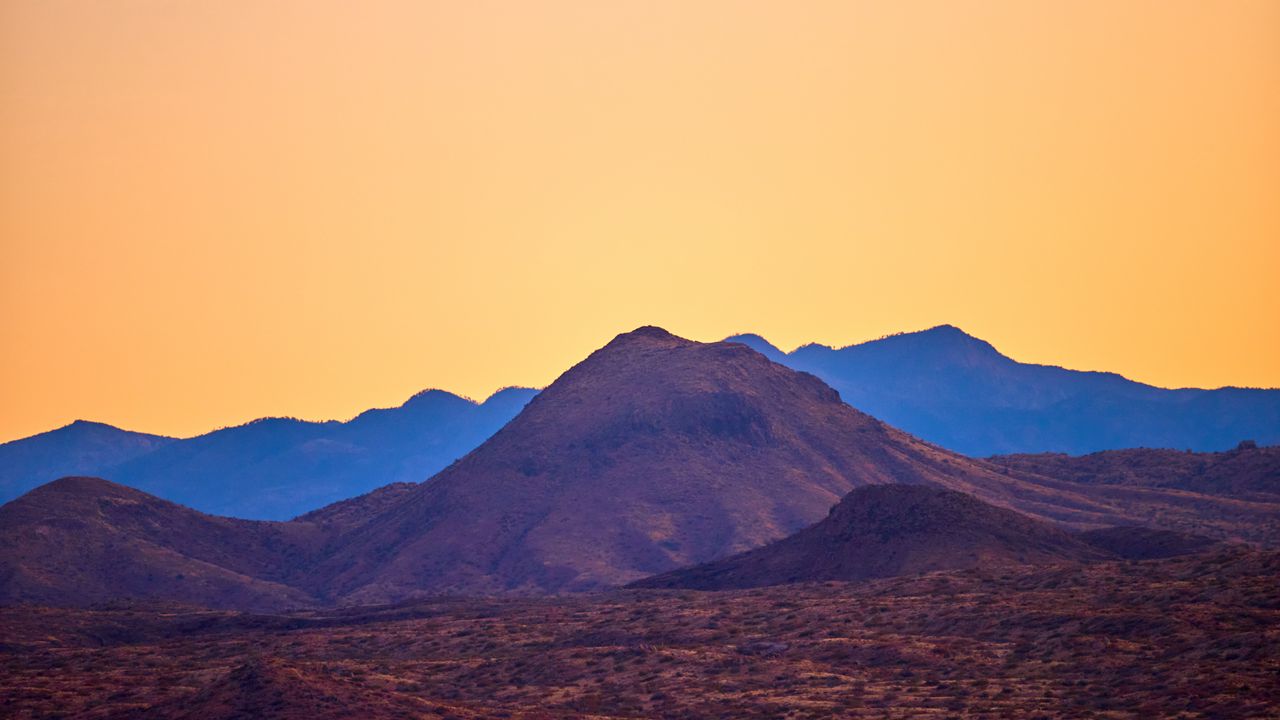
[628,485,1113,590]
[8,324,1275,521]
[0,387,538,519]
[0,477,322,612]
[0,421,174,505]
[305,327,1237,601]
[725,325,1280,455]
[2,327,1276,609]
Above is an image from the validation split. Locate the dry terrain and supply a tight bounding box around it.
[3,548,1277,719]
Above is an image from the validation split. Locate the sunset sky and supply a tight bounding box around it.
[2,1,1278,443]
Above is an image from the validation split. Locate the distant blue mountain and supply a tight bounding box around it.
[0,388,537,520]
[725,326,1280,456]
[0,420,175,504]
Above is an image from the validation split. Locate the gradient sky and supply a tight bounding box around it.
[2,1,1278,443]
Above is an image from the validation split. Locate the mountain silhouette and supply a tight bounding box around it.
[0,388,537,519]
[5,324,1274,521]
[725,325,1280,455]
[2,327,1276,609]
[0,421,174,504]
[628,485,1114,590]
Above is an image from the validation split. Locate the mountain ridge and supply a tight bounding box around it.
[0,387,538,519]
[726,325,1280,455]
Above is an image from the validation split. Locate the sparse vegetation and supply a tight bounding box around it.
[2,548,1276,719]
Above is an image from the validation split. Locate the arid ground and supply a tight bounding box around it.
[4,548,1277,719]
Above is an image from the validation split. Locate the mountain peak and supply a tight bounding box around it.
[311,326,945,598]
[914,324,968,341]
[64,419,112,430]
[31,475,128,497]
[607,325,687,346]
[399,388,470,410]
[891,324,987,346]
[483,386,539,406]
[838,324,1006,367]
[51,419,157,438]
[723,333,785,362]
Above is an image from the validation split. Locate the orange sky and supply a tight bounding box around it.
[1,1,1278,443]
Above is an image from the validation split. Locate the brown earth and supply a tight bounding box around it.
[2,547,1276,719]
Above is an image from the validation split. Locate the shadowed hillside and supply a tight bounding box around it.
[629,485,1114,590]
[0,477,322,612]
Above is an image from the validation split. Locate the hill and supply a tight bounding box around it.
[727,325,1280,455]
[629,485,1112,590]
[0,477,322,612]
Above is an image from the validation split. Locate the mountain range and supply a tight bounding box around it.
[2,327,1275,611]
[2,324,1275,523]
[728,325,1280,456]
[0,387,535,519]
